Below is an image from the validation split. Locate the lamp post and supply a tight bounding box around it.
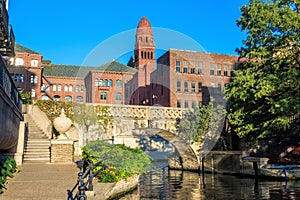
[85,119,90,146]
[152,94,157,105]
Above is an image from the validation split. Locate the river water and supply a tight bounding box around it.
[120,167,300,200]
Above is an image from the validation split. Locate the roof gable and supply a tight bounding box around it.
[14,43,40,54]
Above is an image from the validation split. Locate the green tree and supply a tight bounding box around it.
[226,0,300,140]
[177,102,212,143]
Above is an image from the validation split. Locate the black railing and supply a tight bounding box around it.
[0,55,23,119]
[67,160,107,200]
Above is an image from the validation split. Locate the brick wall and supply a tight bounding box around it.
[50,140,73,163]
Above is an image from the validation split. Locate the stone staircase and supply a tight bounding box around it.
[23,114,51,163]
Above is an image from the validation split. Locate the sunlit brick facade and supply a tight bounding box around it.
[8,17,238,108]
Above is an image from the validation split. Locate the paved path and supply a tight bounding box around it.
[0,163,80,200]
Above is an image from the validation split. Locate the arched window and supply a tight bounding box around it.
[95,78,99,86]
[58,84,62,91]
[141,51,143,59]
[64,85,68,92]
[76,85,79,92]
[53,84,57,91]
[116,80,122,88]
[108,79,113,87]
[15,58,24,66]
[65,96,72,102]
[99,79,103,86]
[31,60,38,67]
[54,95,60,101]
[76,96,83,102]
[80,85,84,92]
[41,95,49,100]
[104,79,108,86]
[69,85,73,92]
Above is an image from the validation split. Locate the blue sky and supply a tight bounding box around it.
[9,0,248,66]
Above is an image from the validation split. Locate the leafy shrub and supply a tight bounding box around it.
[0,154,18,194]
[82,141,153,182]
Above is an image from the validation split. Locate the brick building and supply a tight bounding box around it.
[8,16,238,107]
[127,17,239,108]
[7,44,43,101]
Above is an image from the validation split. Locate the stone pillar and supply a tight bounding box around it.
[50,140,74,163]
[3,121,26,165]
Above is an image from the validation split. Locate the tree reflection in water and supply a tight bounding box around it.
[120,167,300,200]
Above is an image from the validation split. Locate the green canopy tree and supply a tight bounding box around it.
[226,0,300,140]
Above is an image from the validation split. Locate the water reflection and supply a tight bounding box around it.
[120,168,300,200]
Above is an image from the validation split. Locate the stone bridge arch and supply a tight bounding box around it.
[92,104,200,171]
[113,128,200,171]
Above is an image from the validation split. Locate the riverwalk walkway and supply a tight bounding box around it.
[0,163,80,200]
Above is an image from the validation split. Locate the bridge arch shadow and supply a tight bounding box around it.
[114,128,200,171]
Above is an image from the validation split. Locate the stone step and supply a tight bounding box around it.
[23,157,50,163]
[24,154,50,159]
[27,139,50,143]
[24,151,50,155]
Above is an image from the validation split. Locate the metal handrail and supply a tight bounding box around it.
[67,160,107,200]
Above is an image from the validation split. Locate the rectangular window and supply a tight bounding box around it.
[30,75,34,84]
[184,100,189,108]
[116,93,122,101]
[198,82,202,93]
[190,61,195,74]
[176,80,181,92]
[176,60,181,73]
[198,62,203,74]
[75,85,79,92]
[183,61,188,73]
[184,81,188,92]
[177,100,181,108]
[217,64,222,76]
[191,82,195,92]
[190,67,195,74]
[58,84,62,91]
[210,63,215,76]
[224,64,228,77]
[192,101,197,108]
[230,65,234,77]
[53,85,57,91]
[100,92,107,100]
